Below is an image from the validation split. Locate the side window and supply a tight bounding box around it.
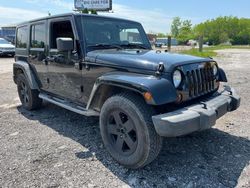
[50,20,74,49]
[16,26,28,48]
[31,24,46,48]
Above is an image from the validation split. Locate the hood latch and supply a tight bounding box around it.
[155,62,165,76]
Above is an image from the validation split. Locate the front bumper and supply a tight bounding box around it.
[0,50,15,56]
[152,86,240,137]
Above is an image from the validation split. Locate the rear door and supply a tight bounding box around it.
[28,21,49,89]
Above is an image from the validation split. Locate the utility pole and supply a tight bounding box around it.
[167,36,171,52]
[199,36,203,52]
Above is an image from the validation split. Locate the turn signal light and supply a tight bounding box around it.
[143,92,153,102]
[176,93,183,103]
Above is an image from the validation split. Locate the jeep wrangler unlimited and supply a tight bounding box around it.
[13,13,240,169]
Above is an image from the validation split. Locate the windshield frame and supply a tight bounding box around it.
[76,15,152,53]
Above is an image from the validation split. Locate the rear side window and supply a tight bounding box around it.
[16,26,28,48]
[31,23,46,48]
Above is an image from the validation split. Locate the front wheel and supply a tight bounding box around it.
[100,93,162,169]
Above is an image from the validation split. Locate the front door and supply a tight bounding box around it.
[46,18,83,104]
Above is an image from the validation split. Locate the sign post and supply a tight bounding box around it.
[167,36,171,52]
[199,36,203,52]
[74,0,112,11]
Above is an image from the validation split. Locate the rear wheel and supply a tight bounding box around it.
[100,93,162,169]
[17,74,42,110]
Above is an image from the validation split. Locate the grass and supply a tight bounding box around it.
[181,48,217,58]
[180,45,250,58]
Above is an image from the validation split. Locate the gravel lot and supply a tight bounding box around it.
[0,49,249,188]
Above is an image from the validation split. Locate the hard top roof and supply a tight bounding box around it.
[17,12,140,27]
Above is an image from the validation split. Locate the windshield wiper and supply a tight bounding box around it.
[88,43,123,50]
[120,43,148,49]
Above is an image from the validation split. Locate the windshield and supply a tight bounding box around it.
[0,38,10,44]
[78,16,151,52]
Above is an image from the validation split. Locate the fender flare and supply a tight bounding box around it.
[87,72,177,108]
[13,61,40,90]
[218,68,228,82]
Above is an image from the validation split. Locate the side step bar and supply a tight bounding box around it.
[39,93,99,117]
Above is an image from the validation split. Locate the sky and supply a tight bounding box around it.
[0,0,249,33]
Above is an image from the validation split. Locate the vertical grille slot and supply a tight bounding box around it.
[209,67,215,89]
[187,71,193,97]
[196,69,202,93]
[204,68,209,92]
[191,70,198,96]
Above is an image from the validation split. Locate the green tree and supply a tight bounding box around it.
[80,9,98,15]
[81,8,89,14]
[193,16,250,45]
[171,17,181,37]
[177,20,193,44]
[157,33,168,38]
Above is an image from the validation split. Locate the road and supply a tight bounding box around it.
[0,50,249,188]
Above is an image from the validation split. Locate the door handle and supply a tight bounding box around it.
[42,59,48,65]
[46,56,55,62]
[85,64,90,71]
[29,54,37,59]
[74,62,82,70]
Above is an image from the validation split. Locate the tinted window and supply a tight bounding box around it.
[16,26,28,48]
[50,21,74,49]
[31,24,46,48]
[120,28,142,43]
[78,17,151,52]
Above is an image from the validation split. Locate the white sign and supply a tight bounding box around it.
[75,0,112,11]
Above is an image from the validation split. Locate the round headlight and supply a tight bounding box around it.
[173,70,182,88]
[213,64,218,75]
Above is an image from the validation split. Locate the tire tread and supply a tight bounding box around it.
[17,74,42,110]
[101,92,162,168]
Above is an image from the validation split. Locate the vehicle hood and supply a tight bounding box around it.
[86,49,212,73]
[0,43,15,48]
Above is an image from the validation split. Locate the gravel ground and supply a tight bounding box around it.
[0,49,249,188]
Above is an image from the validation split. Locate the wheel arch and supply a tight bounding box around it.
[86,72,178,111]
[13,61,40,90]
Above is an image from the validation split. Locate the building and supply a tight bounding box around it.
[147,34,157,44]
[156,37,178,46]
[0,25,16,43]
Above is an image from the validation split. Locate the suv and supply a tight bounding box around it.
[0,38,15,56]
[13,13,240,169]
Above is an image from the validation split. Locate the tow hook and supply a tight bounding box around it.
[200,102,207,109]
[224,85,233,95]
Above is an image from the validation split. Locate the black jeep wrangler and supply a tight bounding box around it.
[13,13,240,169]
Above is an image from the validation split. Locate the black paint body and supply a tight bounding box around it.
[14,13,223,112]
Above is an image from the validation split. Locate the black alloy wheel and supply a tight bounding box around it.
[18,80,30,105]
[16,74,42,110]
[100,92,162,169]
[107,110,138,156]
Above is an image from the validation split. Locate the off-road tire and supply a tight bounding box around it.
[100,92,162,169]
[16,74,42,110]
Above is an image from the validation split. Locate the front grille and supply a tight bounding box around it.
[1,48,15,51]
[185,66,216,98]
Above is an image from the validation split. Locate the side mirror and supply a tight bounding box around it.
[56,37,73,52]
